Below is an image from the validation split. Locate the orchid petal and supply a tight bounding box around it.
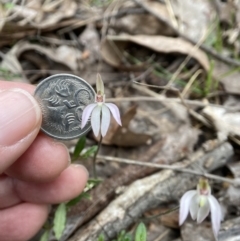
[81,103,97,129]
[91,105,101,137]
[179,190,196,226]
[208,195,222,239]
[105,103,122,126]
[96,73,104,95]
[189,194,198,220]
[101,104,111,137]
[197,196,210,223]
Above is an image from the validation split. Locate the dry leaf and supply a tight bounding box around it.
[147,222,176,241]
[0,3,7,31]
[0,41,82,82]
[181,222,215,241]
[99,105,152,147]
[203,105,240,141]
[79,24,100,65]
[101,35,209,71]
[227,162,240,207]
[140,0,172,26]
[219,1,236,25]
[160,209,179,228]
[227,181,240,207]
[169,0,216,41]
[55,45,82,70]
[110,105,152,147]
[112,13,175,36]
[0,22,36,41]
[141,0,216,41]
[11,0,77,28]
[213,61,240,94]
[228,162,240,178]
[0,43,23,74]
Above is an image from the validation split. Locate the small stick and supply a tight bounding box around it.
[97,155,238,185]
[106,96,235,111]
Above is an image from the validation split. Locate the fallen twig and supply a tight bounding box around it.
[106,95,230,111]
[98,154,237,185]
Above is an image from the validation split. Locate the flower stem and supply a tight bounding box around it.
[93,135,103,178]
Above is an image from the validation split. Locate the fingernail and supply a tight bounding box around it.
[72,164,89,178]
[0,89,41,146]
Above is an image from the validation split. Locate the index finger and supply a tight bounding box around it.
[0,81,35,94]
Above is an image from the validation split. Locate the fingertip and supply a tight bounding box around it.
[0,89,41,146]
[15,164,89,204]
[72,164,89,179]
[6,134,70,182]
[0,88,42,172]
[0,203,48,241]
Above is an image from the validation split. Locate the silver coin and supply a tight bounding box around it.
[34,74,96,140]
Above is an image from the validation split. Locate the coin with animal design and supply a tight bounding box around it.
[34,74,96,140]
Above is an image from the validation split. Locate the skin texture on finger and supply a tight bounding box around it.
[14,165,88,204]
[0,175,21,209]
[0,89,42,173]
[5,133,70,182]
[0,203,48,241]
[0,81,35,94]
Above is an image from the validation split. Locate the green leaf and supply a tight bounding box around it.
[113,230,132,241]
[135,223,147,241]
[81,145,98,158]
[40,230,50,241]
[4,3,15,10]
[73,136,86,159]
[0,67,20,81]
[84,178,102,192]
[53,203,67,240]
[120,231,132,241]
[67,192,90,207]
[123,233,132,241]
[97,233,105,241]
[204,60,215,96]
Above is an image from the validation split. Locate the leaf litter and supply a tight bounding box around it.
[1,0,240,241]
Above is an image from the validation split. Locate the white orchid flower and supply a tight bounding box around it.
[179,178,222,240]
[81,74,122,137]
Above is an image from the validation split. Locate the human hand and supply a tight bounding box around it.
[0,81,88,241]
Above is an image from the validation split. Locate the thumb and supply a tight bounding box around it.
[0,89,42,173]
